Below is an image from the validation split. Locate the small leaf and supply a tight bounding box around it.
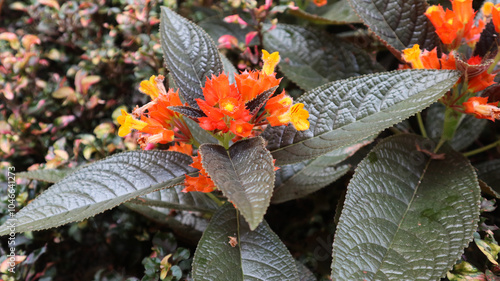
[331,134,481,280]
[289,0,361,24]
[52,86,75,99]
[245,86,278,115]
[168,106,206,119]
[473,21,498,58]
[426,103,487,151]
[200,137,275,230]
[160,7,224,109]
[133,185,219,213]
[184,117,218,144]
[262,69,461,165]
[263,24,384,91]
[0,151,196,235]
[192,204,300,281]
[17,168,75,183]
[348,0,438,52]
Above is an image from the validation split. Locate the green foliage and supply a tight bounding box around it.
[192,204,300,281]
[331,134,481,279]
[2,0,500,280]
[200,137,275,230]
[348,0,439,51]
[0,151,195,234]
[160,7,224,109]
[263,24,384,90]
[263,69,460,165]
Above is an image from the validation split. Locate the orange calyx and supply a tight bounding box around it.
[183,155,217,193]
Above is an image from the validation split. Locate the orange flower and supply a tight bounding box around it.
[148,88,183,130]
[402,44,424,69]
[425,0,484,48]
[202,73,239,106]
[290,103,310,131]
[402,45,456,70]
[463,97,500,121]
[313,0,327,7]
[183,155,217,193]
[139,116,175,144]
[491,4,500,33]
[483,2,494,17]
[467,71,496,92]
[167,142,193,155]
[235,70,280,102]
[230,120,254,137]
[139,75,161,99]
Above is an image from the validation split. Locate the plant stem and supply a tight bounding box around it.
[488,50,500,74]
[416,112,428,138]
[463,139,500,157]
[206,192,223,207]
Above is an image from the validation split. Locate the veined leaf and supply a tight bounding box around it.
[288,0,361,24]
[348,0,438,52]
[200,137,275,230]
[263,24,384,91]
[17,168,75,183]
[0,151,196,235]
[192,204,299,281]
[184,117,218,144]
[262,69,460,165]
[271,139,373,204]
[160,7,224,109]
[133,185,219,213]
[331,134,481,280]
[221,52,237,84]
[296,261,317,281]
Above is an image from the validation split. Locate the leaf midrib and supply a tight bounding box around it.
[373,154,433,277]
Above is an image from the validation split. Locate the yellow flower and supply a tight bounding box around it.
[139,75,160,99]
[117,110,147,137]
[402,44,424,69]
[262,49,280,75]
[290,103,310,131]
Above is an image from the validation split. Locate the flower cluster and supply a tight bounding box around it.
[117,50,309,193]
[402,0,500,122]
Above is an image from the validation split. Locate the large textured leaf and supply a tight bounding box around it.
[184,117,218,145]
[475,159,500,195]
[192,204,299,281]
[262,69,461,165]
[0,151,196,235]
[331,134,481,280]
[263,24,384,91]
[288,0,361,24]
[160,7,224,109]
[17,168,75,183]
[271,141,370,204]
[348,0,438,52]
[296,261,317,281]
[426,103,487,151]
[200,137,275,230]
[221,52,237,84]
[132,185,219,213]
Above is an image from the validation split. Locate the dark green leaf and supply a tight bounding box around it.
[17,168,75,183]
[263,24,384,90]
[348,0,438,52]
[200,137,275,230]
[331,134,481,279]
[475,159,500,196]
[295,261,317,281]
[132,185,219,213]
[160,7,224,109]
[426,103,487,151]
[272,141,370,203]
[0,151,195,235]
[262,69,461,165]
[288,0,361,24]
[168,106,206,119]
[184,117,218,144]
[245,86,278,115]
[192,204,299,281]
